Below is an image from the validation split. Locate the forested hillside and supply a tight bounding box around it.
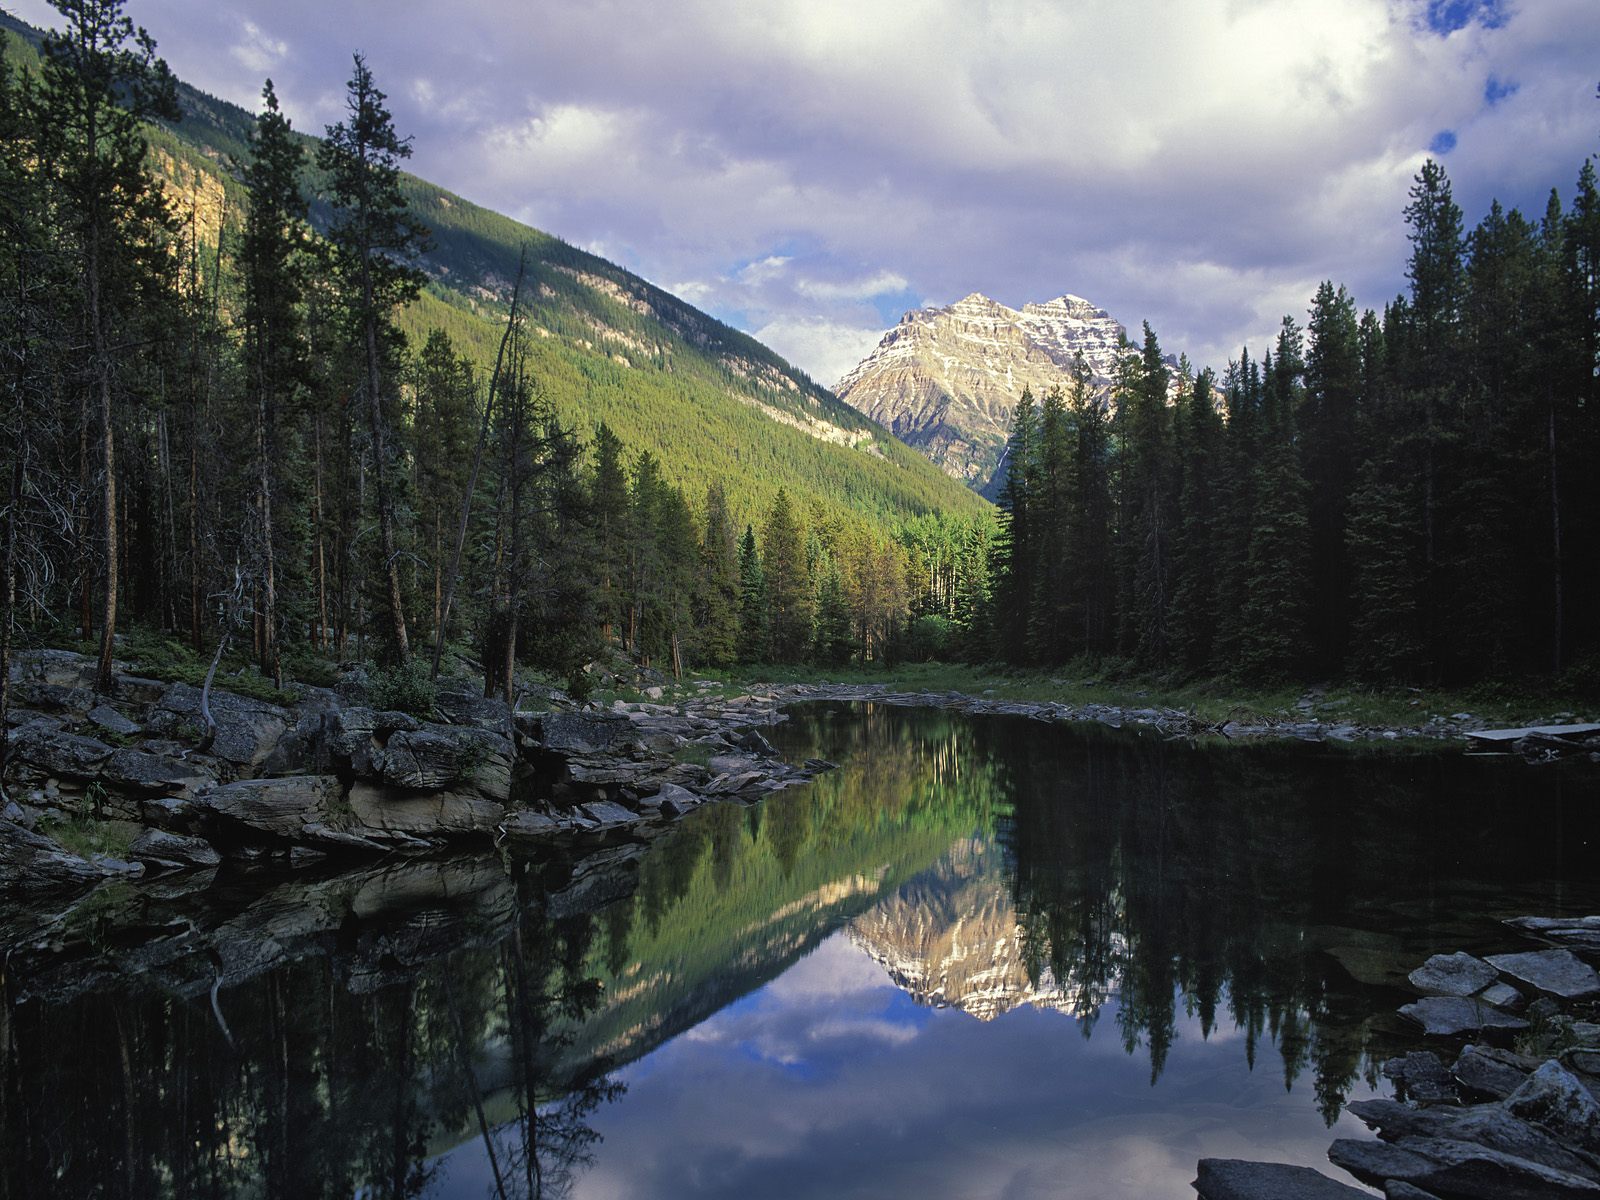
[986,157,1600,689]
[0,3,992,704]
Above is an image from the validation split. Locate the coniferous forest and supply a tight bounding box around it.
[1,0,1596,708]
[988,158,1600,688]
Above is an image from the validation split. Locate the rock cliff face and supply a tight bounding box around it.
[833,292,1134,494]
[848,839,1086,1020]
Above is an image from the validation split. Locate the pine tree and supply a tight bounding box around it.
[1300,282,1361,675]
[1119,324,1175,668]
[1167,368,1221,672]
[240,79,307,686]
[694,481,740,668]
[590,423,630,643]
[763,488,811,663]
[32,0,179,690]
[813,554,853,666]
[736,524,766,663]
[318,54,429,664]
[1064,368,1115,658]
[990,387,1038,662]
[1027,386,1074,663]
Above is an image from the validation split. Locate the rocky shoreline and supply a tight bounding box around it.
[1195,914,1600,1200]
[0,650,827,902]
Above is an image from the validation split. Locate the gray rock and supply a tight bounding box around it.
[1399,995,1530,1036]
[151,682,292,767]
[1192,1158,1370,1199]
[345,781,504,837]
[654,782,701,816]
[539,711,635,754]
[1506,916,1600,954]
[579,800,639,829]
[375,726,511,794]
[1452,1044,1535,1099]
[1410,952,1499,997]
[195,775,346,840]
[0,817,117,895]
[498,810,564,839]
[736,728,778,756]
[101,749,216,797]
[1348,1098,1598,1180]
[432,689,510,730]
[1329,1136,1600,1200]
[87,704,140,737]
[1478,981,1525,1011]
[127,828,221,869]
[1384,1185,1442,1200]
[10,726,114,778]
[1384,1051,1457,1103]
[1486,949,1600,1001]
[1504,1060,1600,1153]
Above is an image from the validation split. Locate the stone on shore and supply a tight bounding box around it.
[1485,949,1600,1001]
[1328,1135,1600,1200]
[1503,1061,1600,1153]
[1347,1098,1599,1181]
[1193,1159,1370,1199]
[1451,1044,1537,1100]
[1399,995,1529,1037]
[127,828,221,869]
[1409,952,1499,997]
[1505,916,1600,954]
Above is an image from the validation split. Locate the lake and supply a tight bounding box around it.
[3,701,1597,1198]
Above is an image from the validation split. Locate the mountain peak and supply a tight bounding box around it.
[833,288,1134,493]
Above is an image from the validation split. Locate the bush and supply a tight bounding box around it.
[369,659,438,717]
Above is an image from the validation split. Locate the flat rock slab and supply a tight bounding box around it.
[1505,916,1600,954]
[1467,723,1600,742]
[1452,1044,1535,1099]
[1505,1060,1600,1153]
[1194,1158,1370,1199]
[1384,1051,1458,1103]
[1400,995,1529,1036]
[1348,1096,1598,1181]
[1410,952,1499,997]
[1486,949,1600,1000]
[1329,1135,1600,1200]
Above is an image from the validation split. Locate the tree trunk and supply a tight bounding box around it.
[1549,402,1563,675]
[363,299,409,663]
[257,386,280,687]
[90,228,119,695]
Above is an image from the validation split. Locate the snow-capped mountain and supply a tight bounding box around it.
[833,292,1134,494]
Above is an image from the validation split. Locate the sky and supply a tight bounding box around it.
[9,0,1599,386]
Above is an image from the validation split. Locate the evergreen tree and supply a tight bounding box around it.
[990,387,1038,663]
[32,0,178,689]
[813,554,853,666]
[1027,386,1074,663]
[1118,324,1175,667]
[318,54,429,663]
[1300,282,1361,675]
[763,488,811,663]
[736,524,766,664]
[695,481,740,668]
[1167,368,1221,672]
[589,423,630,642]
[1064,370,1115,658]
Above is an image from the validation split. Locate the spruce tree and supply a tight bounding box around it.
[736,524,766,664]
[318,54,428,663]
[990,387,1038,662]
[1167,368,1220,672]
[763,488,811,663]
[695,481,740,668]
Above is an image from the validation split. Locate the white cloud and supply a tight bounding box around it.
[14,0,1598,383]
[754,317,887,389]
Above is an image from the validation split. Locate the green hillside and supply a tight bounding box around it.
[0,9,989,536]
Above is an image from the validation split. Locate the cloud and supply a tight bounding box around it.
[9,0,1598,384]
[228,19,286,76]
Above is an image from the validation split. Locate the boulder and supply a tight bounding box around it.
[1504,1061,1600,1153]
[1399,995,1529,1037]
[1348,1098,1599,1181]
[498,810,564,839]
[1486,949,1600,1001]
[1452,1044,1536,1100]
[578,800,640,829]
[1383,1186,1442,1200]
[1383,1051,1457,1103]
[1410,952,1499,997]
[1329,1136,1600,1200]
[101,749,216,797]
[195,774,346,840]
[87,704,140,737]
[1193,1158,1370,1199]
[345,781,505,837]
[655,782,702,816]
[150,682,291,768]
[0,817,118,895]
[374,726,511,795]
[1478,981,1525,1011]
[539,711,636,754]
[126,828,221,869]
[432,689,510,730]
[10,726,114,778]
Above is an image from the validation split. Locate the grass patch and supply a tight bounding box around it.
[38,812,137,860]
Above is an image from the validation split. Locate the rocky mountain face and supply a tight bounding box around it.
[833,292,1134,494]
[848,839,1092,1021]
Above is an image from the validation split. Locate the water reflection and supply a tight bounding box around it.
[2,701,1596,1198]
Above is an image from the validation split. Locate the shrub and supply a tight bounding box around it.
[369,659,438,717]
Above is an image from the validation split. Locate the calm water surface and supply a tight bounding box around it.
[3,701,1597,1198]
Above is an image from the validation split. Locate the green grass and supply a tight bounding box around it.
[38,812,137,861]
[39,624,308,706]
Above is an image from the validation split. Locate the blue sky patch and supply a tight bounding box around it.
[1425,0,1509,35]
[1429,129,1458,155]
[1484,76,1518,106]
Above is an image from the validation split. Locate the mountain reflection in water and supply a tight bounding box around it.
[3,701,1596,1198]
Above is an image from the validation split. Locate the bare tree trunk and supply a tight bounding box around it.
[313,413,329,653]
[0,453,19,794]
[188,403,201,653]
[257,388,280,687]
[91,233,119,695]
